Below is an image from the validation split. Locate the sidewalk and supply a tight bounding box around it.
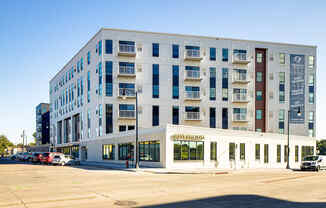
[80,161,229,175]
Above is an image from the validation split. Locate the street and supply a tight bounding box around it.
[0,159,326,208]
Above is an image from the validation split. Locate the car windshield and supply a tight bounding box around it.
[54,155,61,159]
[303,156,319,161]
[43,153,49,157]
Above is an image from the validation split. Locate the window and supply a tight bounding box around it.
[98,40,102,56]
[222,48,228,62]
[98,62,102,96]
[210,142,217,160]
[256,110,263,120]
[172,65,179,99]
[229,143,235,160]
[172,44,179,58]
[279,110,285,134]
[152,105,159,126]
[87,110,91,138]
[105,61,113,96]
[174,141,204,160]
[279,72,285,103]
[152,43,159,57]
[301,146,314,160]
[87,71,91,103]
[309,93,314,104]
[255,144,260,160]
[87,51,91,65]
[233,69,247,82]
[102,144,115,160]
[309,111,314,137]
[256,52,263,63]
[295,146,299,162]
[277,145,281,163]
[210,67,216,100]
[119,125,126,132]
[128,126,135,131]
[264,144,269,163]
[284,145,288,163]
[240,143,245,160]
[172,106,179,125]
[98,104,103,136]
[139,141,160,162]
[308,56,314,68]
[210,47,216,61]
[256,72,263,82]
[256,91,263,101]
[256,128,262,132]
[280,53,285,64]
[152,64,159,98]
[222,68,228,101]
[233,108,247,121]
[105,104,113,134]
[222,108,228,129]
[118,143,134,160]
[210,108,216,128]
[105,40,112,54]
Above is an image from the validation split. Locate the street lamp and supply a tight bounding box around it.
[287,108,302,169]
[121,88,139,169]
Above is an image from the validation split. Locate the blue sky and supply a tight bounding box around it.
[0,0,325,144]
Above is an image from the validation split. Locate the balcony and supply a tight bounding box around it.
[232,73,250,84]
[119,110,136,119]
[232,114,248,122]
[184,70,201,80]
[118,66,136,77]
[232,52,250,64]
[184,112,201,120]
[184,91,201,100]
[184,49,202,61]
[118,44,136,57]
[118,88,136,98]
[232,94,249,103]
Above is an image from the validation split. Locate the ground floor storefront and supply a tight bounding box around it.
[75,124,316,169]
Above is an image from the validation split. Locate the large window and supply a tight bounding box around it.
[222,48,228,62]
[240,143,245,160]
[105,39,113,54]
[255,144,260,160]
[210,47,216,61]
[229,143,235,160]
[105,104,113,134]
[173,141,204,160]
[152,43,159,57]
[279,72,285,103]
[103,144,115,160]
[279,110,285,134]
[139,141,160,162]
[152,106,159,126]
[222,108,228,129]
[210,108,216,128]
[222,68,228,101]
[172,44,179,58]
[118,143,134,160]
[264,144,269,163]
[172,65,179,99]
[152,64,159,98]
[277,145,281,163]
[210,142,217,160]
[301,146,314,160]
[280,53,285,64]
[172,106,179,125]
[210,67,216,100]
[105,61,113,97]
[87,71,91,103]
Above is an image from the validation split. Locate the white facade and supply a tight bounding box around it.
[49,28,317,166]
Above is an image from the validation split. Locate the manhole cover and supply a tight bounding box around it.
[114,200,138,206]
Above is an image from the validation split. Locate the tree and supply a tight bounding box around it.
[0,135,14,156]
[32,132,37,143]
[317,140,326,155]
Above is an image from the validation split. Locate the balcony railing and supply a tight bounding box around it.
[233,94,248,102]
[232,53,250,64]
[118,44,136,56]
[185,70,201,80]
[119,88,136,98]
[119,110,136,119]
[232,114,248,122]
[184,49,202,61]
[233,73,249,83]
[118,66,135,76]
[184,112,201,120]
[184,91,201,100]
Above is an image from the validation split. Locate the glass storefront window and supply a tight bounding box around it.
[118,143,134,160]
[102,144,115,160]
[173,141,204,161]
[139,141,160,162]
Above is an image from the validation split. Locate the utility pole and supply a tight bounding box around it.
[21,130,26,152]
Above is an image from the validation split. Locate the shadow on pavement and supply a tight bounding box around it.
[140,194,326,208]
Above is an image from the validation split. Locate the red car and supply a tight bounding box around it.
[40,152,63,164]
[31,152,43,163]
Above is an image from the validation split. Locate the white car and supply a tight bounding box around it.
[301,155,326,171]
[52,155,80,166]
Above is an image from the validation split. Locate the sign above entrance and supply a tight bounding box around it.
[171,134,205,141]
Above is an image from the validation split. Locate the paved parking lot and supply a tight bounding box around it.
[0,159,326,208]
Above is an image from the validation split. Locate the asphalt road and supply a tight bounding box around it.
[0,159,326,208]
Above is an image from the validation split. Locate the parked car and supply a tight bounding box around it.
[23,152,33,162]
[301,155,326,171]
[40,152,64,164]
[31,152,43,164]
[52,155,80,166]
[16,152,25,161]
[10,153,19,160]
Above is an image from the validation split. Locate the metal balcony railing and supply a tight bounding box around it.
[233,94,248,102]
[184,91,200,99]
[119,44,135,53]
[186,49,200,57]
[233,114,248,122]
[233,53,249,63]
[119,88,136,97]
[119,110,136,118]
[184,112,201,120]
[185,70,200,79]
[119,66,135,75]
[233,73,248,83]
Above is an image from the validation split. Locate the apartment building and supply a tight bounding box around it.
[49,28,316,168]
